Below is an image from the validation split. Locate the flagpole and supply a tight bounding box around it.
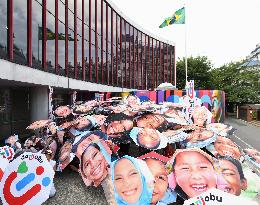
[184,5,188,85]
[159,6,186,86]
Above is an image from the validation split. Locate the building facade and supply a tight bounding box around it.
[0,0,176,139]
[0,0,176,90]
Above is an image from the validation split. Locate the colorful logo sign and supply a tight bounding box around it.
[0,152,54,205]
[184,188,257,205]
[0,146,15,161]
[186,80,195,100]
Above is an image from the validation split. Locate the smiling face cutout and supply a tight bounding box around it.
[137,128,161,149]
[145,158,168,204]
[173,151,216,198]
[114,158,143,204]
[214,136,241,159]
[81,144,108,186]
[136,114,165,129]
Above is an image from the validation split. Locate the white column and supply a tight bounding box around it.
[30,86,49,122]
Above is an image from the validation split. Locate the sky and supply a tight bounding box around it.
[110,0,260,68]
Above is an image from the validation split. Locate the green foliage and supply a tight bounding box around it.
[210,61,260,104]
[176,56,213,90]
[176,56,260,104]
[252,111,257,119]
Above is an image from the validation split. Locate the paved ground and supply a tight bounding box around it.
[225,116,260,176]
[43,168,108,205]
[248,120,260,128]
[225,116,260,151]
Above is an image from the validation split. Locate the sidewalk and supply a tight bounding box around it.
[248,120,260,127]
[225,116,260,176]
[225,116,260,151]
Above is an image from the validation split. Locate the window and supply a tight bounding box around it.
[68,1,75,78]
[77,0,83,80]
[32,0,42,68]
[13,0,27,66]
[0,1,8,59]
[84,0,90,81]
[58,0,65,75]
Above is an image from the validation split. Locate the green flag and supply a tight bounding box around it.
[159,7,185,28]
[38,26,75,41]
[58,33,76,41]
[38,26,55,40]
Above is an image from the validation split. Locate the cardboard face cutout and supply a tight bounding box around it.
[167,148,217,199]
[243,148,260,168]
[135,113,168,132]
[212,136,241,160]
[54,106,72,117]
[130,127,168,150]
[162,130,188,143]
[101,113,133,144]
[80,140,112,187]
[58,140,75,170]
[215,157,247,196]
[111,155,154,205]
[206,123,235,137]
[164,108,188,125]
[191,106,212,127]
[184,129,217,149]
[138,152,177,205]
[72,130,108,159]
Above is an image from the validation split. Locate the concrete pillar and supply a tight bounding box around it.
[30,86,49,122]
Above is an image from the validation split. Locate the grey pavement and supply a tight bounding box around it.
[225,116,260,151]
[43,168,108,205]
[225,116,260,176]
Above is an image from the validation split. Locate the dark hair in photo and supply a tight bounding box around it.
[218,156,245,180]
[103,113,133,128]
[134,113,168,132]
[76,119,95,132]
[172,151,213,170]
[80,142,101,174]
[71,130,108,153]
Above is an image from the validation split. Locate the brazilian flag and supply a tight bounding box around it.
[38,26,75,41]
[159,7,185,28]
[38,27,55,40]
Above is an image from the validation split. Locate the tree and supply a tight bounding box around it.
[176,56,260,105]
[211,61,260,104]
[176,56,213,90]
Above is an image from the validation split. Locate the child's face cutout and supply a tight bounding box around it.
[138,128,160,149]
[174,151,216,198]
[187,129,214,143]
[214,136,241,159]
[114,158,143,204]
[137,114,165,129]
[145,159,168,204]
[192,108,208,127]
[82,145,108,184]
[218,159,247,196]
